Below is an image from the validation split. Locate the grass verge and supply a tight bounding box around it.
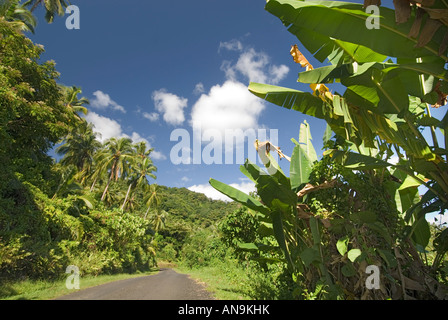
[175,261,253,300]
[0,268,159,300]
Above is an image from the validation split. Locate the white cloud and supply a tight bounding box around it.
[221,47,289,85]
[152,89,188,126]
[90,90,126,113]
[190,80,265,133]
[193,82,205,95]
[269,64,290,85]
[84,112,123,143]
[190,44,288,134]
[125,131,149,145]
[84,111,166,160]
[150,150,167,161]
[143,112,160,122]
[426,212,448,225]
[218,39,243,53]
[188,179,256,202]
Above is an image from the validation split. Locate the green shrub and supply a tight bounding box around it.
[0,180,156,280]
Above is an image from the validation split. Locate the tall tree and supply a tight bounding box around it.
[95,137,134,202]
[0,0,36,33]
[148,208,168,233]
[121,147,157,211]
[134,141,154,159]
[24,0,69,23]
[0,19,78,192]
[144,184,160,219]
[56,120,101,184]
[60,85,89,119]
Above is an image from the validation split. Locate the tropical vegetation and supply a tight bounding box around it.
[0,3,162,283]
[211,0,448,299]
[2,0,448,301]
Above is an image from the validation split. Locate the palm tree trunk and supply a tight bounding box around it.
[101,161,116,201]
[121,182,133,211]
[144,205,151,219]
[101,176,112,201]
[90,176,98,192]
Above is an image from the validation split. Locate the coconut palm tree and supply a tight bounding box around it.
[134,141,154,159]
[121,155,157,211]
[60,85,89,119]
[24,0,69,23]
[144,184,160,219]
[95,137,134,202]
[1,0,36,33]
[56,121,101,180]
[148,208,168,233]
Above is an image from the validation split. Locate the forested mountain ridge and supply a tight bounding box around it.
[158,186,240,227]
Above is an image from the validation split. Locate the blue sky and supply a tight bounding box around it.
[29,0,331,199]
[27,0,447,224]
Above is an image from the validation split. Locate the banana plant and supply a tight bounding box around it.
[248,0,448,262]
[210,121,342,299]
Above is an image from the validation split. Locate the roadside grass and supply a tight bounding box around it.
[175,260,253,300]
[0,268,159,300]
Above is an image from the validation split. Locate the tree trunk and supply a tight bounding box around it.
[101,161,116,201]
[90,176,97,192]
[121,182,133,211]
[101,175,112,201]
[144,205,151,219]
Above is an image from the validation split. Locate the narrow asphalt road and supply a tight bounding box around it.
[55,268,214,300]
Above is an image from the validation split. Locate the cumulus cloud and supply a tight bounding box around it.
[269,64,291,85]
[190,41,289,135]
[143,112,160,122]
[190,80,265,134]
[149,150,167,161]
[152,89,188,126]
[84,112,123,143]
[90,90,126,113]
[221,48,289,85]
[188,179,255,202]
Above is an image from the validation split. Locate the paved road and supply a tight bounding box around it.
[56,268,214,300]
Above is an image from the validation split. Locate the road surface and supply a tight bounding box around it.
[56,268,214,300]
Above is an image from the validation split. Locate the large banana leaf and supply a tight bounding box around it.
[265,0,447,62]
[209,178,270,215]
[298,60,444,114]
[248,82,330,119]
[287,21,388,65]
[298,120,318,163]
[242,159,297,207]
[331,149,394,170]
[248,82,346,138]
[249,82,436,160]
[298,59,447,86]
[290,144,313,191]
